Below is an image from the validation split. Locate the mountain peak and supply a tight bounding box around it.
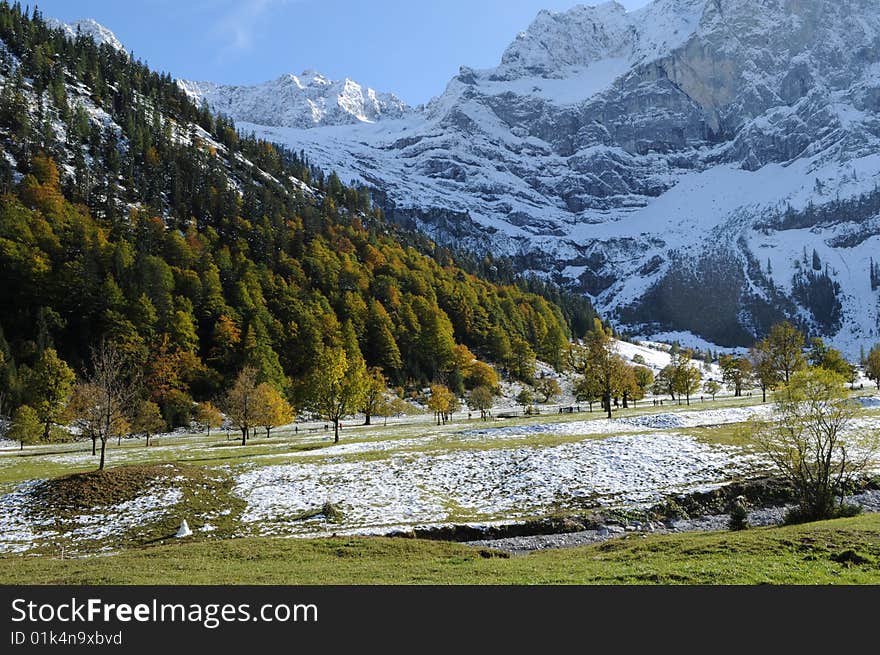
[45,17,126,53]
[497,0,705,79]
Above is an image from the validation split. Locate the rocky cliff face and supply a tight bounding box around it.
[183,0,880,353]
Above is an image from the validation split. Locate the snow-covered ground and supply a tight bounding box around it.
[234,432,762,538]
[0,479,182,555]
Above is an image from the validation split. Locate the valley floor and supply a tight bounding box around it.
[0,391,878,585]
[1,515,879,585]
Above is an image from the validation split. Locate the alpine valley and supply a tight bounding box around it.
[181,0,880,355]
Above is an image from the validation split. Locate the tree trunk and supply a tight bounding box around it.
[266,427,271,438]
[118,434,121,446]
[92,437,96,456]
[240,427,247,446]
[334,419,340,443]
[364,413,371,426]
[99,439,106,470]
[762,387,766,403]
[604,392,612,419]
[43,421,50,441]
[20,440,23,450]
[686,392,690,406]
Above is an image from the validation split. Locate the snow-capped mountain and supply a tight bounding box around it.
[183,0,880,355]
[178,71,411,129]
[45,18,125,52]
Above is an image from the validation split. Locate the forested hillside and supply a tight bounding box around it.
[0,3,594,427]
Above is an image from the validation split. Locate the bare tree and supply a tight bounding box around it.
[223,367,260,446]
[753,368,879,522]
[69,342,139,470]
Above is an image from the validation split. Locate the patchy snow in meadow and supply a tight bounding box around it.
[462,404,773,441]
[233,433,764,537]
[0,480,51,553]
[248,436,437,461]
[0,482,183,555]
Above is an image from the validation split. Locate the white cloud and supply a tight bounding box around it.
[214,0,292,52]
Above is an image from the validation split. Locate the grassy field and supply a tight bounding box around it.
[1,514,878,584]
[2,390,877,570]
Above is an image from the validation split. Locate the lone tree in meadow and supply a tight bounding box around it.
[765,321,806,384]
[8,405,42,450]
[360,367,387,426]
[252,382,294,438]
[535,378,561,403]
[131,400,165,447]
[570,318,627,418]
[374,393,398,426]
[749,340,780,403]
[194,401,224,437]
[467,385,494,420]
[223,366,260,445]
[720,354,753,397]
[69,342,138,470]
[652,365,676,402]
[753,368,878,523]
[516,388,534,413]
[303,347,367,443]
[22,348,75,441]
[703,379,721,401]
[671,350,702,405]
[427,384,457,425]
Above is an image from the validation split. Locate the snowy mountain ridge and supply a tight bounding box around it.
[178,71,412,129]
[44,18,126,53]
[157,1,880,355]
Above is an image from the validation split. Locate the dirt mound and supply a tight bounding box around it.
[34,464,193,510]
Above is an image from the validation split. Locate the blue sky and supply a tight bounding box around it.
[34,0,651,105]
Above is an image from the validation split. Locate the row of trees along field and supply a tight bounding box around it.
[0,4,597,450]
[568,319,880,419]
